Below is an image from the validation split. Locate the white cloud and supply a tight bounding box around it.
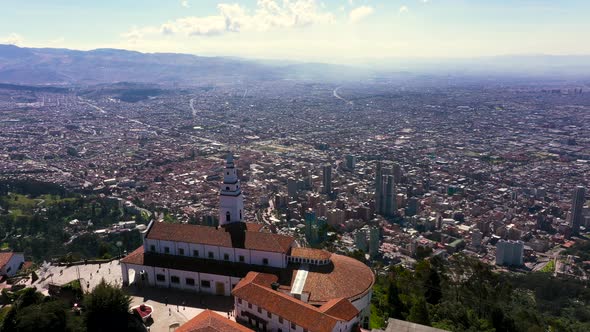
[173,16,229,36]
[181,0,190,8]
[124,0,334,38]
[3,33,23,46]
[49,37,65,44]
[399,6,409,14]
[120,26,159,43]
[348,6,374,23]
[121,28,144,41]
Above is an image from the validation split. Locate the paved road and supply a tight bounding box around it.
[333,86,354,106]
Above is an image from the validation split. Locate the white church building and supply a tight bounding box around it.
[121,153,374,330]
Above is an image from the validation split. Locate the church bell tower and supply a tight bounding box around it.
[219,152,244,225]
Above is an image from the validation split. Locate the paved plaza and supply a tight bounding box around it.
[35,260,124,293]
[31,261,235,331]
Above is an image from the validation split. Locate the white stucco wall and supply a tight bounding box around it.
[188,243,205,258]
[235,297,358,332]
[236,298,293,332]
[351,289,372,321]
[250,250,285,268]
[234,248,251,264]
[142,238,286,268]
[123,263,238,296]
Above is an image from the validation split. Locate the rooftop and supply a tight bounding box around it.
[232,272,359,332]
[145,221,294,253]
[374,318,449,332]
[290,247,331,261]
[291,253,375,305]
[176,310,253,332]
[0,252,15,269]
[121,246,375,305]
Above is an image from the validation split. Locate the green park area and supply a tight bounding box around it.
[0,181,145,263]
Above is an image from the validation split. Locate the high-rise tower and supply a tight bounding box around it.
[571,186,586,235]
[384,175,396,217]
[219,153,244,226]
[322,164,332,195]
[374,161,383,214]
[369,227,380,258]
[375,161,396,216]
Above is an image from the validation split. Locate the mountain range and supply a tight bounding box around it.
[1,44,590,86]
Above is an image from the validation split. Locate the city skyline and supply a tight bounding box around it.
[2,0,590,63]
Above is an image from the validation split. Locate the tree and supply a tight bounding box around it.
[407,297,430,326]
[348,249,367,263]
[0,307,17,332]
[0,289,75,332]
[424,267,442,305]
[491,306,515,332]
[15,288,43,310]
[84,279,131,332]
[416,246,433,260]
[386,281,405,319]
[14,301,68,332]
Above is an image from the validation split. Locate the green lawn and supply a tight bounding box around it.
[540,260,555,273]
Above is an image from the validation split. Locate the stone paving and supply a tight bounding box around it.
[32,261,235,331]
[127,286,234,331]
[35,260,124,294]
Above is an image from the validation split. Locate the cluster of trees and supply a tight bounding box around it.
[562,240,590,261]
[0,181,145,262]
[0,280,145,332]
[371,255,590,331]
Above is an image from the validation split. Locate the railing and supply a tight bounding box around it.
[287,256,330,266]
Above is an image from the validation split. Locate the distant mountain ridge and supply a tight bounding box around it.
[1,44,590,86]
[0,44,376,86]
[0,44,288,85]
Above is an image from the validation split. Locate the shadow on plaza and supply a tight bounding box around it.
[123,285,234,313]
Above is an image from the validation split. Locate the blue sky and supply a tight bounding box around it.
[1,0,589,62]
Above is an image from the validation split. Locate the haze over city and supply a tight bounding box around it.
[0,1,589,332]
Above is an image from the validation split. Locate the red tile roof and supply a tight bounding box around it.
[318,298,359,321]
[120,246,144,265]
[294,253,375,305]
[233,272,358,332]
[245,223,264,232]
[176,310,253,332]
[147,222,232,248]
[145,222,294,253]
[243,231,294,253]
[290,248,331,260]
[20,261,34,271]
[237,271,279,287]
[0,253,14,269]
[121,247,375,307]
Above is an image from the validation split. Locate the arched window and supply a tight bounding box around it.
[227,172,229,175]
[226,211,231,222]
[239,210,242,219]
[226,186,230,191]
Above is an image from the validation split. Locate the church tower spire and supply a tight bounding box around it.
[219,152,244,225]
